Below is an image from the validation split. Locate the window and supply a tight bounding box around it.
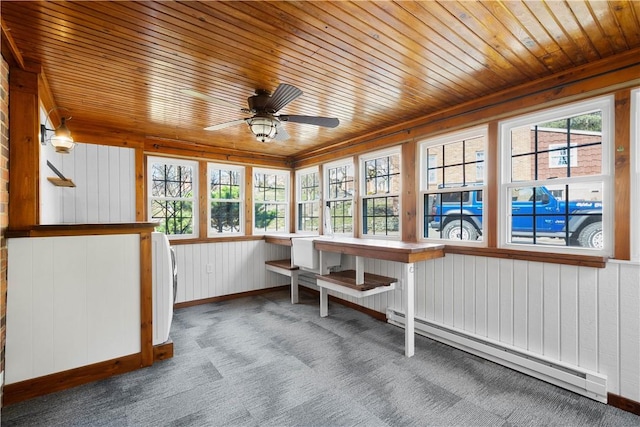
[548,142,578,168]
[475,151,485,180]
[500,97,612,253]
[419,127,487,243]
[208,163,244,236]
[148,157,198,239]
[296,167,320,233]
[361,149,400,237]
[428,154,437,183]
[253,168,289,233]
[324,159,355,235]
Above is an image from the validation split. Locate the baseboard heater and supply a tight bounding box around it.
[386,309,607,403]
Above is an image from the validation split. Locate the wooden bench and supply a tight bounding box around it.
[264,234,445,358]
[311,236,444,357]
[315,270,397,316]
[265,259,300,303]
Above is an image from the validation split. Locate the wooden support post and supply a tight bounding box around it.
[355,256,365,285]
[291,269,299,304]
[320,287,329,317]
[140,231,153,367]
[8,67,40,228]
[404,263,415,357]
[614,90,631,260]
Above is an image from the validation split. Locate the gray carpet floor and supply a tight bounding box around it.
[2,288,640,426]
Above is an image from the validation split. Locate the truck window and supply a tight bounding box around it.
[441,192,469,203]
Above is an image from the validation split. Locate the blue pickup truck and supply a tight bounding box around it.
[427,186,603,248]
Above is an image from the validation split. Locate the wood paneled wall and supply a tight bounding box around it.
[5,234,141,384]
[173,240,291,304]
[40,143,136,224]
[303,254,640,403]
[633,90,640,262]
[0,54,9,406]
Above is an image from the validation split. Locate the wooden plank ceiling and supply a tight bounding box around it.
[2,1,640,161]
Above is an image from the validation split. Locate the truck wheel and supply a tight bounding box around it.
[578,222,603,249]
[442,219,479,241]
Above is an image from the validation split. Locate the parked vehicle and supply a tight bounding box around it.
[428,186,603,248]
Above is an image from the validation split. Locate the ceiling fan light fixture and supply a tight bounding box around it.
[248,116,278,143]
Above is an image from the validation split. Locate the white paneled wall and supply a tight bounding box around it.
[112,232,640,402]
[40,142,135,224]
[276,250,637,397]
[174,240,291,303]
[303,254,639,402]
[6,235,141,384]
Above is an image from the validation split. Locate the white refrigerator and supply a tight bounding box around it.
[151,232,176,345]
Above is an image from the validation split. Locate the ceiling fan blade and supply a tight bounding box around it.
[204,118,247,131]
[180,89,238,109]
[274,124,290,141]
[279,115,340,128]
[265,84,303,113]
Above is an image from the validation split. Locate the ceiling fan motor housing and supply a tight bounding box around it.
[247,90,273,113]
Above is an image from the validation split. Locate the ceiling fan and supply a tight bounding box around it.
[181,83,340,143]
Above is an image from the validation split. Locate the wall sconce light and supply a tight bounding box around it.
[41,116,75,153]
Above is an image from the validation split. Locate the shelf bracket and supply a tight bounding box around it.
[46,160,75,187]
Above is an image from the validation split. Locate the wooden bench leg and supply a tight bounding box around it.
[291,270,299,304]
[319,286,328,317]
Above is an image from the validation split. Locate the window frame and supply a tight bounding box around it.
[252,167,290,235]
[147,156,199,240]
[207,162,245,237]
[632,88,640,261]
[418,126,488,246]
[498,96,614,256]
[323,157,356,237]
[359,147,401,239]
[295,166,322,234]
[295,166,320,234]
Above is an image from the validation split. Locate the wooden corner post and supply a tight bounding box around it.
[8,67,40,228]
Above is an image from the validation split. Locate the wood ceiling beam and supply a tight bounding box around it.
[38,70,62,127]
[1,17,25,70]
[143,137,292,169]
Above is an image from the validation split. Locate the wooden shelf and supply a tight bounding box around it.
[316,269,397,298]
[47,177,75,187]
[313,236,444,263]
[265,259,298,273]
[265,258,300,304]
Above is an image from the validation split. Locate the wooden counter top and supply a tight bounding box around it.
[6,222,158,238]
[312,236,445,264]
[263,233,318,246]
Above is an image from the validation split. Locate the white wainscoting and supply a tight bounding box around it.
[39,142,136,224]
[173,240,292,303]
[6,235,141,384]
[155,237,640,403]
[303,254,639,402]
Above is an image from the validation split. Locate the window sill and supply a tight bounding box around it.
[444,245,608,268]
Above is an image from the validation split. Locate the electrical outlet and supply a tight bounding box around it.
[206,264,214,273]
